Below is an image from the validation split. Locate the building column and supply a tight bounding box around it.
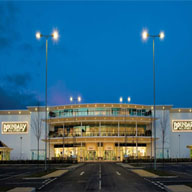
[136,121,138,158]
[63,124,64,159]
[99,122,101,160]
[118,121,120,160]
[81,122,83,161]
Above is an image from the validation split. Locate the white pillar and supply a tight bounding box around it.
[136,121,138,158]
[63,124,64,159]
[118,121,120,160]
[81,122,83,161]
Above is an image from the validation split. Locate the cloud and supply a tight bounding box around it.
[4,73,31,88]
[0,86,39,110]
[48,81,74,106]
[0,2,19,50]
[0,73,42,109]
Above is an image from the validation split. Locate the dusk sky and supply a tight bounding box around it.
[0,1,192,109]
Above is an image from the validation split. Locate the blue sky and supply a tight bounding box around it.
[0,1,192,109]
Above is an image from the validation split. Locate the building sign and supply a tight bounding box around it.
[172,120,192,132]
[1,122,28,134]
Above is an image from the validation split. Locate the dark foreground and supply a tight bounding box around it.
[41,163,164,192]
[1,163,192,191]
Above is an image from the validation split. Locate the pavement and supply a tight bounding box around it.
[8,187,35,192]
[165,185,192,192]
[41,170,68,179]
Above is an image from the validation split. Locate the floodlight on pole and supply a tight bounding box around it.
[36,32,41,39]
[70,97,73,102]
[52,30,59,41]
[142,30,148,40]
[159,32,165,40]
[128,97,131,103]
[141,29,165,170]
[78,96,81,102]
[70,96,82,104]
[36,29,59,171]
[119,97,123,103]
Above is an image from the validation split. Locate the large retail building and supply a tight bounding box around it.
[0,103,192,161]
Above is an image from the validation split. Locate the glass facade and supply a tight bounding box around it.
[48,105,152,161]
[49,108,152,118]
[49,123,151,138]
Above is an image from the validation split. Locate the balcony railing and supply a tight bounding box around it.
[49,130,152,138]
[48,108,152,119]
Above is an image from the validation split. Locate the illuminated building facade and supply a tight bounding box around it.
[0,103,192,161]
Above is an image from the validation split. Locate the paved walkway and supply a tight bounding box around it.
[42,170,68,179]
[8,187,35,192]
[165,185,192,192]
[130,169,159,178]
[117,163,135,168]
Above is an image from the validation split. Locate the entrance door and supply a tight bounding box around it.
[87,151,96,160]
[104,150,114,160]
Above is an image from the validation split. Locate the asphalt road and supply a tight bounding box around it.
[41,163,165,192]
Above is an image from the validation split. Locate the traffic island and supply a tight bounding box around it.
[165,185,192,192]
[8,187,36,192]
[41,170,68,179]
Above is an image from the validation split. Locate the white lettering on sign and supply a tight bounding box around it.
[2,122,28,134]
[172,120,192,132]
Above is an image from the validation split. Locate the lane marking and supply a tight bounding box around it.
[116,171,121,176]
[99,164,101,190]
[99,180,101,190]
[80,171,85,176]
[0,172,29,181]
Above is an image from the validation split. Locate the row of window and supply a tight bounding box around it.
[49,108,152,118]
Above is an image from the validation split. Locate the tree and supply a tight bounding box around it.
[31,104,42,160]
[160,109,168,161]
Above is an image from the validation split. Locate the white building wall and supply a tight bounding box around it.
[155,109,171,159]
[169,112,192,158]
[30,111,46,160]
[0,114,31,160]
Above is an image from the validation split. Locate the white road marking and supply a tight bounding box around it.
[80,171,85,176]
[0,172,29,181]
[116,171,121,176]
[99,180,101,190]
[99,164,101,190]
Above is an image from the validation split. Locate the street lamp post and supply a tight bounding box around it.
[69,96,82,159]
[36,30,59,171]
[142,30,164,170]
[178,134,181,158]
[119,97,131,158]
[20,136,23,160]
